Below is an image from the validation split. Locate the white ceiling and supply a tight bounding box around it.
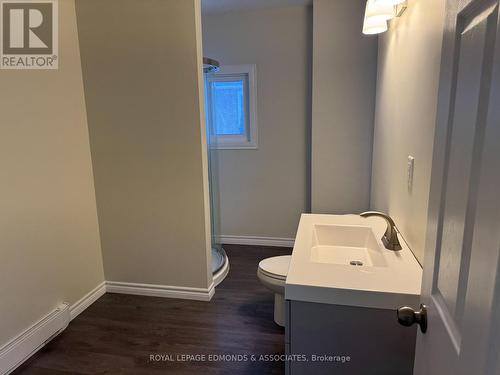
[202,0,313,15]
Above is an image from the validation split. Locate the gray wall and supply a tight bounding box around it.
[371,0,446,263]
[0,0,104,345]
[202,5,312,239]
[76,0,212,288]
[311,0,378,214]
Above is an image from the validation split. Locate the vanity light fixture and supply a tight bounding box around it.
[362,16,389,35]
[365,0,395,23]
[373,0,406,4]
[362,0,408,35]
[374,0,409,14]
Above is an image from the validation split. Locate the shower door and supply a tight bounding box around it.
[204,74,226,274]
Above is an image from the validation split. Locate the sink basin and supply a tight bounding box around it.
[310,224,387,267]
[285,214,422,310]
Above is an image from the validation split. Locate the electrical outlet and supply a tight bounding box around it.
[407,156,415,193]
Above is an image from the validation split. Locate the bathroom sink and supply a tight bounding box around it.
[285,214,422,309]
[310,224,387,267]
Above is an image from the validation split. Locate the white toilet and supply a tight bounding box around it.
[257,255,291,327]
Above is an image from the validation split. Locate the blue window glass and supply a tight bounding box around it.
[211,80,245,136]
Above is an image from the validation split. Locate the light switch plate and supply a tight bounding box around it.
[407,156,415,192]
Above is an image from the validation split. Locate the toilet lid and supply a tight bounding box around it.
[258,255,291,281]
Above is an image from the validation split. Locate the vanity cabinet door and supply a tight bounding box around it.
[288,301,416,375]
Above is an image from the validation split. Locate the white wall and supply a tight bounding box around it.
[203,5,312,239]
[311,0,378,214]
[371,0,446,263]
[0,0,104,345]
[76,0,213,288]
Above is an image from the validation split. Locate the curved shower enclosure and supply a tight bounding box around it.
[204,57,230,287]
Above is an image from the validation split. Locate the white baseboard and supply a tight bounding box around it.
[0,303,70,375]
[217,235,295,248]
[106,281,215,301]
[0,278,216,374]
[69,281,106,321]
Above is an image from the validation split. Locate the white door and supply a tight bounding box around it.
[412,0,500,374]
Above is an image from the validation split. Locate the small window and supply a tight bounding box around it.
[205,65,258,149]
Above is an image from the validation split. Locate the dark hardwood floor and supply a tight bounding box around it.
[14,245,292,375]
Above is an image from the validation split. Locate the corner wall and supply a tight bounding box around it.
[0,0,104,345]
[76,0,212,289]
[371,0,446,263]
[311,0,378,215]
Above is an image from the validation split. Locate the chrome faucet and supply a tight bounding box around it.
[360,211,402,251]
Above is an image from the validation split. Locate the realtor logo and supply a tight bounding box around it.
[1,0,58,69]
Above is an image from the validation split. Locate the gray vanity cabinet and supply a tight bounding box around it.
[285,300,416,375]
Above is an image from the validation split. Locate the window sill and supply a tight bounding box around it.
[210,142,258,150]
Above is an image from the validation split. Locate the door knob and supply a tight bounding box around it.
[397,304,427,333]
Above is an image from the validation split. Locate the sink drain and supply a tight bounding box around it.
[349,260,364,266]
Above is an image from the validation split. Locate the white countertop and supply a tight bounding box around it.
[285,214,423,310]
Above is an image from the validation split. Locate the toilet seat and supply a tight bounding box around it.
[258,255,291,281]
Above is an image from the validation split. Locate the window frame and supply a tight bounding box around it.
[205,64,258,150]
